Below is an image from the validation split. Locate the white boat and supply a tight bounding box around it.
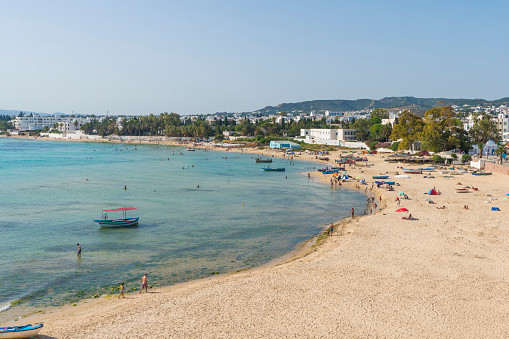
[0,323,43,338]
[395,175,410,178]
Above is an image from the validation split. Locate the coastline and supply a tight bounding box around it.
[1,136,367,322]
[5,136,509,337]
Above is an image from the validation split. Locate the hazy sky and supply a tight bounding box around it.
[1,0,507,115]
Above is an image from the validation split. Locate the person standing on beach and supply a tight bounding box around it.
[351,208,355,218]
[118,283,125,298]
[329,223,334,237]
[77,243,81,255]
[140,274,148,294]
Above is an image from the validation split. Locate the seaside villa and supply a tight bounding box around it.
[300,128,357,146]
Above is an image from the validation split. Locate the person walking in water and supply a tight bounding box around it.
[77,243,81,255]
[118,283,125,298]
[139,274,148,294]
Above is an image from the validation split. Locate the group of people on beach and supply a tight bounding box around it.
[76,244,149,298]
[118,273,149,298]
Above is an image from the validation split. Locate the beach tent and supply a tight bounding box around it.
[429,189,439,195]
[341,176,349,180]
[396,208,409,212]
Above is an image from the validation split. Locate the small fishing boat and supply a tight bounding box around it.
[255,158,272,163]
[402,169,422,174]
[318,156,329,161]
[375,181,395,185]
[322,169,339,174]
[186,148,195,151]
[419,167,435,171]
[0,323,43,338]
[263,168,285,172]
[472,172,492,176]
[94,208,139,227]
[372,175,389,179]
[456,188,469,193]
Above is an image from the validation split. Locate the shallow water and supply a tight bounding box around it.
[0,138,367,321]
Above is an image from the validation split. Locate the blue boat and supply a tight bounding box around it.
[375,181,395,185]
[94,207,139,227]
[0,323,43,338]
[263,168,285,172]
[322,169,339,174]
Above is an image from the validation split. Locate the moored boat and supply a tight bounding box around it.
[255,158,273,163]
[375,181,395,185]
[0,323,43,338]
[186,148,195,151]
[372,175,389,179]
[94,207,139,227]
[263,168,285,172]
[402,169,422,174]
[472,172,492,176]
[322,169,339,174]
[456,188,469,193]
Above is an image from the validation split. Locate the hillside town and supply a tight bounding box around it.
[2,103,509,157]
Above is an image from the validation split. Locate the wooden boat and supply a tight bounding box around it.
[372,175,389,179]
[263,168,285,172]
[419,167,435,171]
[94,207,139,227]
[255,158,272,163]
[186,148,195,151]
[402,169,422,174]
[456,188,469,193]
[375,181,395,185]
[318,157,329,161]
[472,172,492,176]
[322,169,339,174]
[0,323,43,338]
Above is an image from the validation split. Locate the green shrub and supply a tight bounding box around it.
[461,154,472,163]
[390,142,400,152]
[450,153,458,159]
[432,155,445,163]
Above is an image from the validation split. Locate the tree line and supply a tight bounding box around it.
[80,112,339,139]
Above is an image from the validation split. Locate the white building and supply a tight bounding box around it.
[381,112,399,126]
[12,114,92,132]
[498,113,509,141]
[300,128,357,146]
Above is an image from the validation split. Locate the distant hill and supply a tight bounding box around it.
[256,97,509,115]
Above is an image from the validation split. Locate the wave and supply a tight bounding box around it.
[0,302,11,313]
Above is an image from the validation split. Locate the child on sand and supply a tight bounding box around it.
[118,283,125,298]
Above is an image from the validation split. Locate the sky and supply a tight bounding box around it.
[0,0,508,115]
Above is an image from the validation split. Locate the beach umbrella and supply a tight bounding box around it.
[399,192,405,195]
[396,208,409,212]
[355,176,361,179]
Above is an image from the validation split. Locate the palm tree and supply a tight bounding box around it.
[494,142,507,164]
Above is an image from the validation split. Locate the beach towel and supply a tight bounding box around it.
[491,207,501,211]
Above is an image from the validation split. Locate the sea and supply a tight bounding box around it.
[0,138,367,322]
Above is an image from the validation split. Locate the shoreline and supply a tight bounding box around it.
[5,136,509,337]
[1,136,369,324]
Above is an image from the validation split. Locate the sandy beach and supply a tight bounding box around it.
[6,140,509,338]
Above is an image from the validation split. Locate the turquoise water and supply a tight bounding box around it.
[0,138,367,320]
